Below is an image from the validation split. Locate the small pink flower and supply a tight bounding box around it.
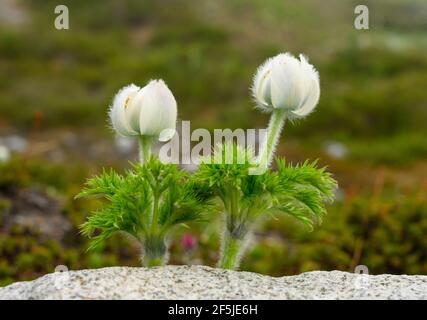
[181,233,196,251]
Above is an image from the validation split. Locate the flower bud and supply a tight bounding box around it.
[251,53,320,118]
[109,80,177,141]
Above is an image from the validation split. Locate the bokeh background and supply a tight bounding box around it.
[1,0,427,286]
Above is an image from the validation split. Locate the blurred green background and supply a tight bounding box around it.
[1,0,427,286]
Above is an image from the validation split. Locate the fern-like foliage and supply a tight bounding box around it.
[77,158,212,252]
[270,159,337,228]
[195,143,337,234]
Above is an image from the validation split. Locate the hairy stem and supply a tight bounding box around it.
[218,231,246,270]
[138,135,152,163]
[218,186,248,270]
[151,190,159,233]
[230,187,239,221]
[142,234,167,267]
[257,109,286,169]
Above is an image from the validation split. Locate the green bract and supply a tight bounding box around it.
[77,158,213,267]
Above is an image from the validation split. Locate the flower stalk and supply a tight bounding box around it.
[257,108,286,170]
[151,189,160,232]
[141,233,168,267]
[218,232,245,270]
[218,185,244,269]
[138,135,153,163]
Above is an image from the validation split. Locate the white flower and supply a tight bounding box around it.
[109,80,177,141]
[251,53,320,118]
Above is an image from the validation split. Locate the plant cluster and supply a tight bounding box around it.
[78,52,337,270]
[77,160,213,266]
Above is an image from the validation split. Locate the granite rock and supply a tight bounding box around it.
[1,265,426,300]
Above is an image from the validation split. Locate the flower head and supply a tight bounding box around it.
[109,80,177,141]
[251,53,320,118]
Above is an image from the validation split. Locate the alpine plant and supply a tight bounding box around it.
[77,79,212,267]
[194,53,337,270]
[77,52,337,271]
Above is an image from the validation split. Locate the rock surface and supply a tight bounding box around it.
[1,265,427,300]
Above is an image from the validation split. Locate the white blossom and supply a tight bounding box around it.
[252,53,320,118]
[109,80,177,141]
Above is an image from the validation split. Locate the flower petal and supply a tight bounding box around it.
[270,53,305,110]
[139,80,177,141]
[292,55,320,117]
[109,84,140,136]
[251,58,273,109]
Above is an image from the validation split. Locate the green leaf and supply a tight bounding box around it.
[78,158,210,251]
